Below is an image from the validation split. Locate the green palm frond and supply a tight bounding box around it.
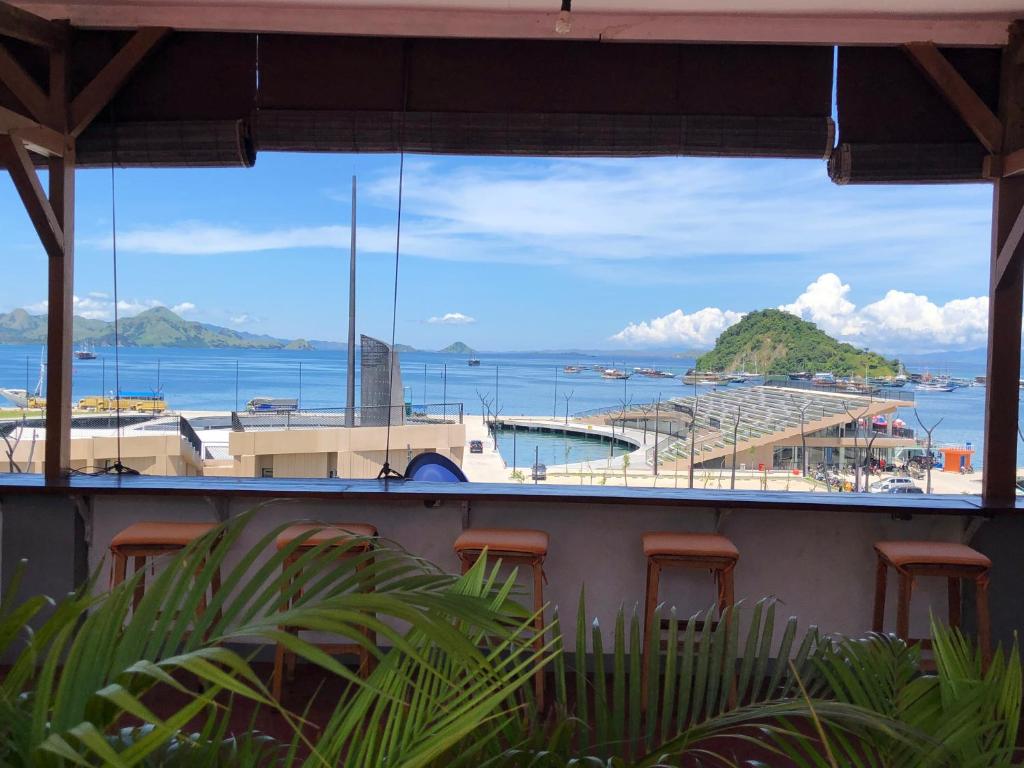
[0,507,552,767]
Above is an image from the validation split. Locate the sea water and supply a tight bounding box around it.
[0,345,1016,468]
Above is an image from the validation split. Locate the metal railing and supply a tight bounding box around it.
[178,416,203,456]
[232,402,464,431]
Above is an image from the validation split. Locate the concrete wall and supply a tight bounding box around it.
[2,434,202,475]
[0,490,989,649]
[229,423,467,478]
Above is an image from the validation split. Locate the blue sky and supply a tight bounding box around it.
[0,152,994,353]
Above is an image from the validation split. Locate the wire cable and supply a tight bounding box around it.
[376,150,406,481]
[106,112,138,475]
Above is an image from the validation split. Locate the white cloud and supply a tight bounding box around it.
[781,274,989,352]
[428,312,476,325]
[612,272,989,352]
[779,273,863,338]
[25,296,200,322]
[89,159,990,282]
[612,307,744,347]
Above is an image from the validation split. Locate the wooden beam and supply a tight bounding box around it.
[982,23,1024,507]
[4,4,1014,46]
[0,1,64,49]
[44,38,72,482]
[0,103,62,155]
[992,202,1024,290]
[984,147,1024,178]
[905,41,1005,154]
[0,132,63,260]
[69,27,168,138]
[0,42,52,126]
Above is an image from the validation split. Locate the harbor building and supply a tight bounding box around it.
[585,383,918,472]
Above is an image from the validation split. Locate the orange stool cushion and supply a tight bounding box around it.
[276,523,378,550]
[875,540,990,569]
[642,532,739,560]
[454,528,549,556]
[111,522,217,550]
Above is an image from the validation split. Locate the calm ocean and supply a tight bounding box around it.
[0,345,1015,468]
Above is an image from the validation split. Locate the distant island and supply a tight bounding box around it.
[695,309,899,376]
[0,307,474,354]
[440,341,475,354]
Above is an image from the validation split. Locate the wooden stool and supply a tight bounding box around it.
[272,523,378,702]
[641,532,739,696]
[872,540,992,668]
[110,521,221,621]
[454,527,549,704]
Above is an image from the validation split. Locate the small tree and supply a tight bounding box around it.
[729,407,741,490]
[622,452,630,486]
[915,409,944,494]
[789,396,811,478]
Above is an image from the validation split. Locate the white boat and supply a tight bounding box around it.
[0,352,46,408]
[917,380,955,392]
[246,397,299,412]
[74,344,97,360]
[602,368,629,380]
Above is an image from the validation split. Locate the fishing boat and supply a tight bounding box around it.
[467,358,481,366]
[74,344,97,360]
[601,368,630,380]
[811,372,836,386]
[563,365,582,374]
[917,379,955,392]
[682,370,725,386]
[633,367,675,378]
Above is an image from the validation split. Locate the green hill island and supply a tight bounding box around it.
[695,309,899,377]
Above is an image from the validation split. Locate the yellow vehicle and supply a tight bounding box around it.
[76,392,167,413]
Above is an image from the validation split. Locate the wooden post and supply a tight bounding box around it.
[983,23,1024,506]
[44,30,74,481]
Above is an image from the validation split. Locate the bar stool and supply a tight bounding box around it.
[872,540,991,668]
[453,527,549,703]
[110,521,222,620]
[272,523,378,702]
[641,532,739,695]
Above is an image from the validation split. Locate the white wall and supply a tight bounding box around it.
[82,492,966,647]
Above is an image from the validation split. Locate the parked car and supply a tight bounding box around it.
[469,440,483,454]
[869,477,916,493]
[531,462,547,481]
[887,485,924,494]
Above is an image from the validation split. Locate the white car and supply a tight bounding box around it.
[869,477,916,493]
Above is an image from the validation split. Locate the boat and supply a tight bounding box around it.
[563,365,582,374]
[246,397,298,413]
[602,368,630,380]
[633,367,675,378]
[811,372,836,386]
[74,344,97,360]
[789,372,812,381]
[0,352,46,408]
[467,358,481,366]
[916,380,955,392]
[682,369,726,386]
